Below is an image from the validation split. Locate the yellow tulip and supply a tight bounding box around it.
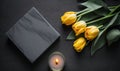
[73,37,86,52]
[61,11,77,25]
[72,21,86,36]
[85,26,99,41]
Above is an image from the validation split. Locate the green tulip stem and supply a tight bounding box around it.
[77,10,91,17]
[97,25,103,29]
[76,9,89,15]
[76,10,93,21]
[87,14,114,25]
[76,16,81,22]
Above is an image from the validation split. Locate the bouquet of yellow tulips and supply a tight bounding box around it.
[60,0,120,55]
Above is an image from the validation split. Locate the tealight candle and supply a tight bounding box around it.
[49,51,65,71]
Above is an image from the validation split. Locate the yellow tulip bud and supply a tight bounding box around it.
[73,37,86,52]
[85,26,99,41]
[61,11,77,25]
[72,21,86,36]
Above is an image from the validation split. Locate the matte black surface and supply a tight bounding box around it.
[6,7,60,63]
[0,0,120,71]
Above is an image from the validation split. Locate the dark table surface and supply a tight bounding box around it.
[0,0,120,71]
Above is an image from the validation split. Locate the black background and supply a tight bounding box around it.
[0,0,120,71]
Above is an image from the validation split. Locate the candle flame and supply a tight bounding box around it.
[55,58,59,65]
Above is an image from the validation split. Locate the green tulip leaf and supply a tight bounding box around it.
[106,29,120,46]
[66,31,76,40]
[94,7,110,16]
[91,12,119,55]
[80,12,100,22]
[91,31,106,55]
[81,0,107,11]
[109,5,120,15]
[76,0,113,23]
[108,6,117,12]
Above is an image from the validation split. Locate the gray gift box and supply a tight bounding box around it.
[6,7,60,63]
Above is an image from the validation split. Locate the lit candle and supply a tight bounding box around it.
[49,52,65,71]
[55,58,59,65]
